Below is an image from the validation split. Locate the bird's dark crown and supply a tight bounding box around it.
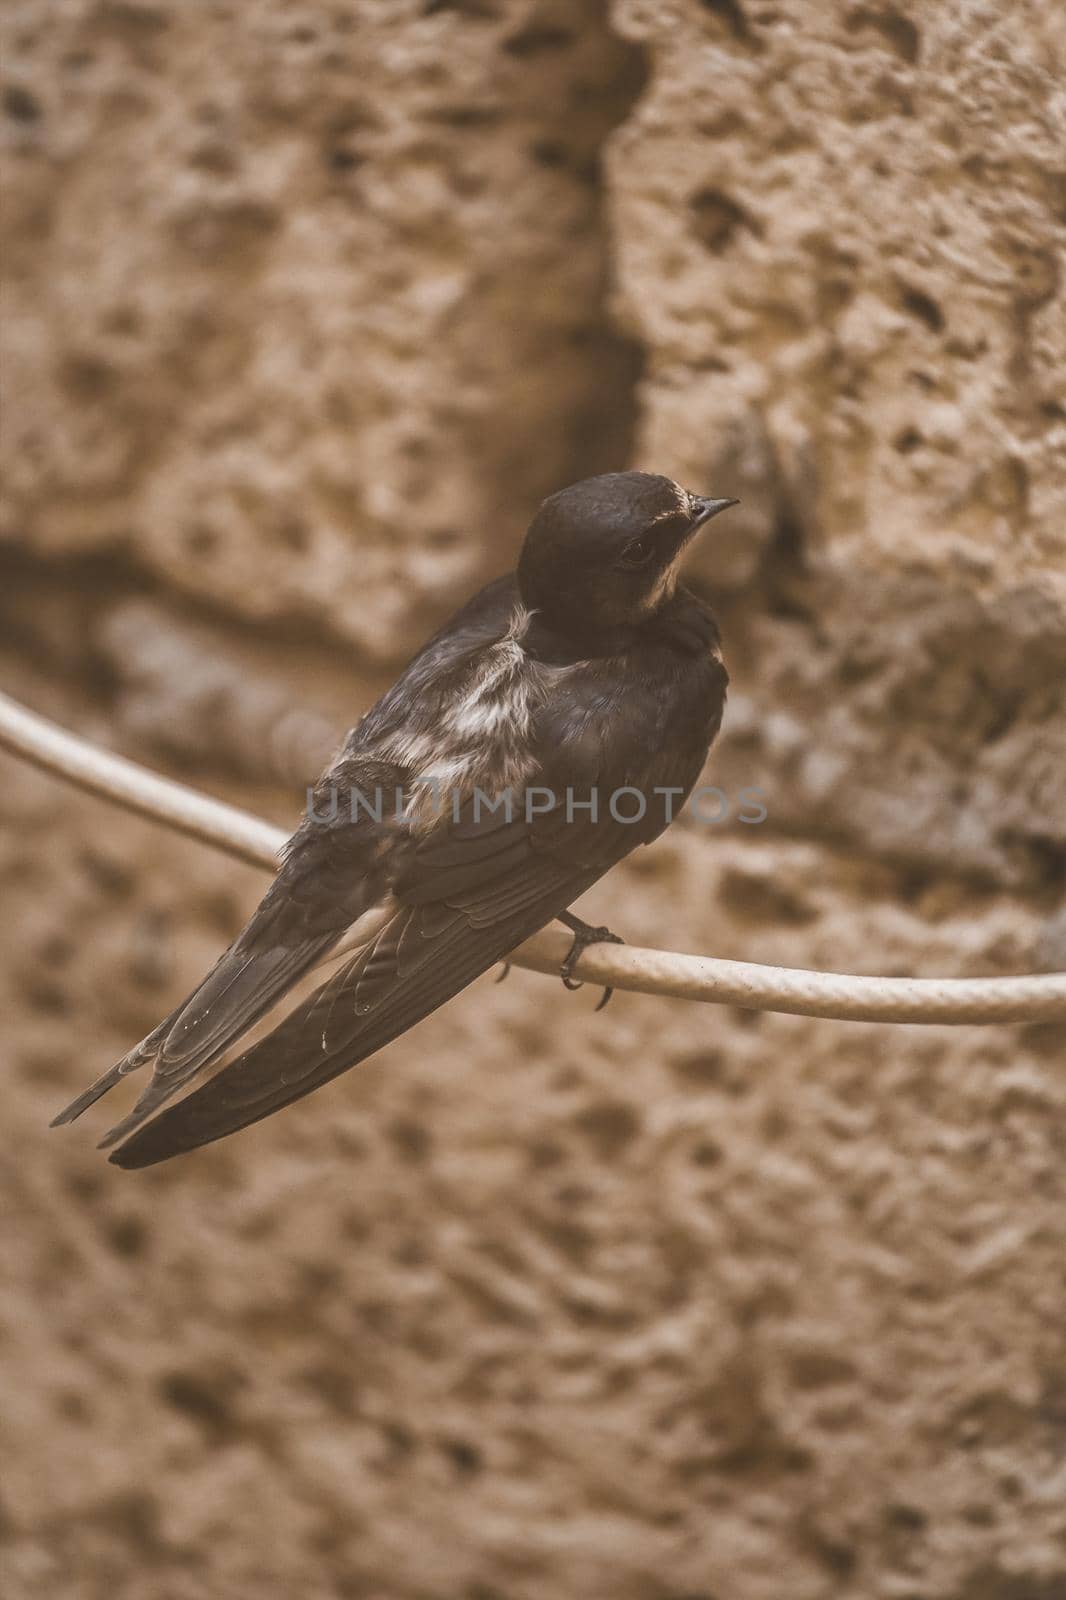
[517,471,736,647]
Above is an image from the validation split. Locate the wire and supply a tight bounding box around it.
[0,690,282,870]
[2,689,1064,1025]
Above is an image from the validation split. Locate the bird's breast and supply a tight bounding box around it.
[376,626,572,826]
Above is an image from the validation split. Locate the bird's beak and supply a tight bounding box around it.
[667,495,739,567]
[691,496,740,527]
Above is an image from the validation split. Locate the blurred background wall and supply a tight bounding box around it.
[1,3,1064,1597]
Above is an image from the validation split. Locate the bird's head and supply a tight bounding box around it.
[517,471,737,643]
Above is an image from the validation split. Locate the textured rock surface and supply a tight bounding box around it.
[2,3,1065,1599]
[608,0,1066,888]
[1,0,643,659]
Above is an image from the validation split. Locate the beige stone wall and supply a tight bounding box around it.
[2,3,1064,1598]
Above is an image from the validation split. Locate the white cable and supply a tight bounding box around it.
[2,689,1064,1025]
[0,690,282,869]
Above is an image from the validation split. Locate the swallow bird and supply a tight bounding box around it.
[54,472,735,1167]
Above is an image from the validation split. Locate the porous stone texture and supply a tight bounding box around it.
[0,0,643,659]
[608,0,1066,889]
[2,3,1065,1599]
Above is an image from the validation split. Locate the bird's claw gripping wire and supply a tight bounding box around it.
[558,912,625,1011]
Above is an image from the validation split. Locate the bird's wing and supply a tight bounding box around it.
[55,579,526,1138]
[53,770,399,1134]
[108,814,602,1166]
[106,663,713,1168]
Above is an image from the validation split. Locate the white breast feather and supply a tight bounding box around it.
[378,604,575,825]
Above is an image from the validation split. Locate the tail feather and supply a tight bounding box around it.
[52,934,340,1140]
[51,809,383,1147]
[107,868,594,1169]
[50,1020,171,1127]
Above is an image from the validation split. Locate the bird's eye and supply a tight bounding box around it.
[618,537,655,570]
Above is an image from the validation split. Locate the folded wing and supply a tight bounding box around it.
[109,805,603,1167]
[54,790,395,1141]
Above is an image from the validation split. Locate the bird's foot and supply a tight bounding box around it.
[494,961,512,984]
[558,912,625,1012]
